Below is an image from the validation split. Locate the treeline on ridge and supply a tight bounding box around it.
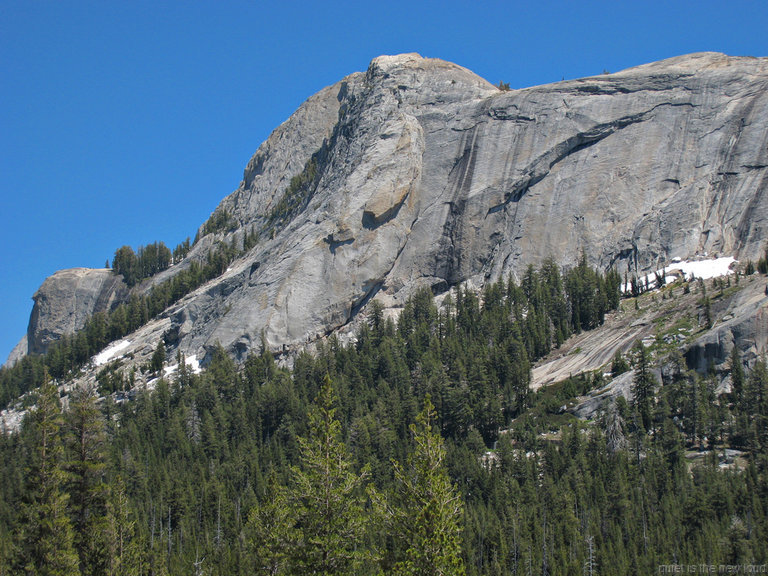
[111,239,193,288]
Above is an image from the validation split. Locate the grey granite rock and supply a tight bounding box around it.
[14,52,768,368]
[5,335,27,367]
[181,52,768,360]
[684,275,768,372]
[25,268,128,356]
[572,370,636,421]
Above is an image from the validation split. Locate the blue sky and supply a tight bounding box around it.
[1,0,767,361]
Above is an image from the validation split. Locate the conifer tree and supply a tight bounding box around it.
[632,342,655,432]
[66,385,110,576]
[150,340,166,375]
[388,396,465,576]
[15,377,81,576]
[730,346,744,405]
[288,375,376,575]
[744,359,768,451]
[105,475,142,576]
[611,350,629,378]
[244,471,295,575]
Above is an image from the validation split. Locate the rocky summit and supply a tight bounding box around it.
[9,52,768,368]
[6,268,127,365]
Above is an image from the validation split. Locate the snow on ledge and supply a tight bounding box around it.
[147,354,204,390]
[161,354,203,379]
[666,256,736,281]
[623,256,736,293]
[93,340,131,366]
[186,354,202,374]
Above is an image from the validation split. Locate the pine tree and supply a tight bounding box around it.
[632,342,655,432]
[387,396,465,576]
[730,346,744,405]
[744,359,768,451]
[66,385,109,576]
[611,350,630,376]
[15,377,81,576]
[704,296,713,329]
[244,471,295,575]
[150,340,166,375]
[105,476,142,576]
[287,375,376,575]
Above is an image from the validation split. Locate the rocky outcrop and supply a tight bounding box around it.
[11,52,768,368]
[532,273,768,388]
[684,278,768,372]
[572,370,636,421]
[5,336,28,367]
[25,268,128,356]
[533,274,768,419]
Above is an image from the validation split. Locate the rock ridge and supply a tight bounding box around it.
[9,52,768,371]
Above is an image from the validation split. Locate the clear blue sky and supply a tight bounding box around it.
[1,0,766,361]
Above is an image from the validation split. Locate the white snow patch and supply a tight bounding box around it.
[161,354,202,378]
[622,257,736,293]
[667,256,736,281]
[186,354,202,374]
[93,340,131,366]
[146,354,203,391]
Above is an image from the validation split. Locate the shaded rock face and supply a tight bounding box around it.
[685,279,768,373]
[14,52,768,365]
[26,268,128,356]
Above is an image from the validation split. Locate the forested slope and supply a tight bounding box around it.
[1,261,766,575]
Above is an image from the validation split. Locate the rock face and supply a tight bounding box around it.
[5,336,28,367]
[532,275,768,419]
[685,278,768,372]
[12,52,768,366]
[25,268,127,356]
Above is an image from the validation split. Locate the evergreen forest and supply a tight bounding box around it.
[0,257,766,575]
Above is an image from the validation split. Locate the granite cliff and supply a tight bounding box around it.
[8,52,768,373]
[6,268,127,365]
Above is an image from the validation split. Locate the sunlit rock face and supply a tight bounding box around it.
[15,52,768,365]
[187,52,768,358]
